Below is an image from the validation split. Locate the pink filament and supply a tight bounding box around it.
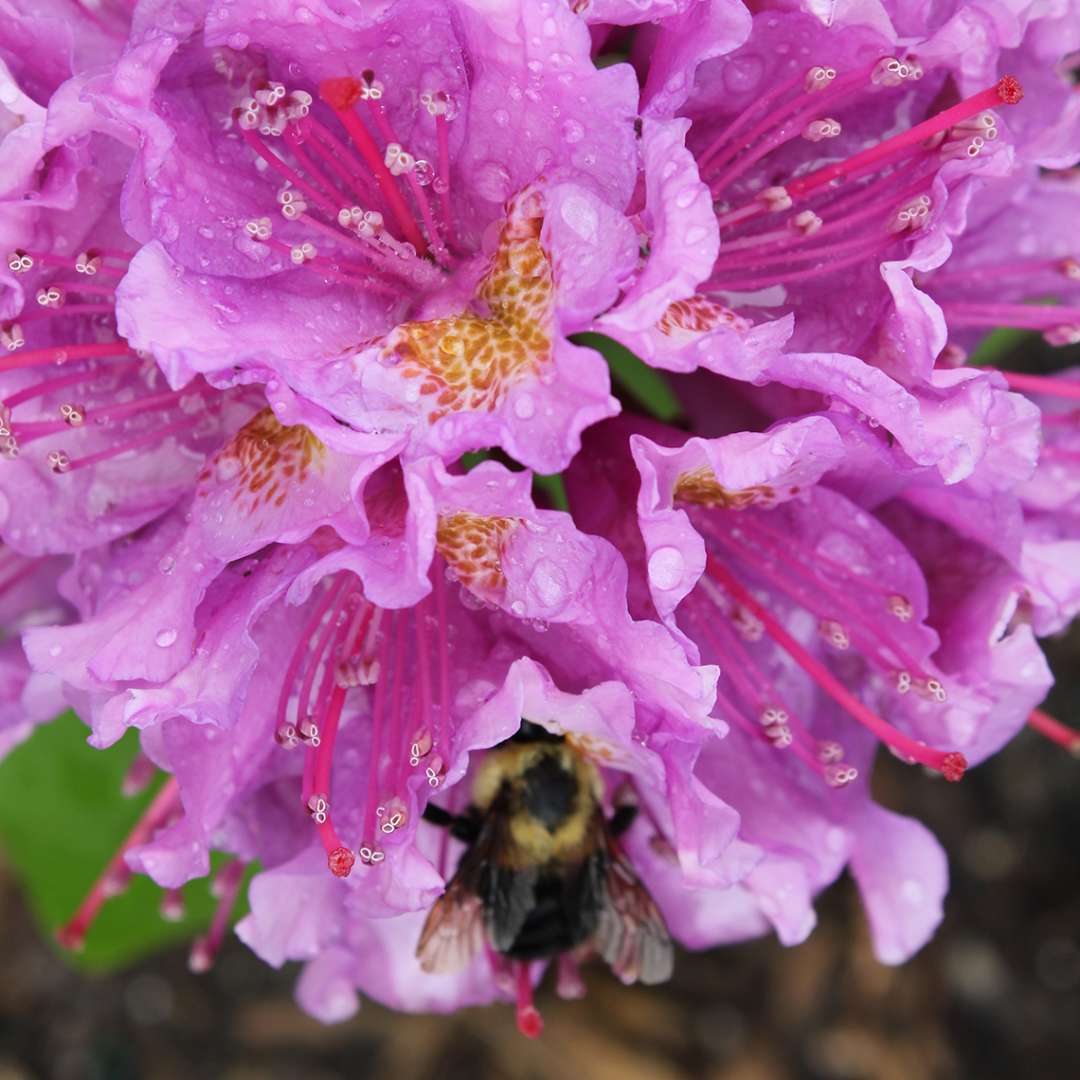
[705,556,966,780]
[1028,708,1080,755]
[57,779,181,949]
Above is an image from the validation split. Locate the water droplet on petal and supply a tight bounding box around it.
[648,546,686,591]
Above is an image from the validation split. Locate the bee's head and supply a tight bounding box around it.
[509,719,564,746]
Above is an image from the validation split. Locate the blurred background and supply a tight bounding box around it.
[0,627,1076,1080]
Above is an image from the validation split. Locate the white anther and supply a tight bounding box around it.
[757,185,792,212]
[36,285,64,307]
[307,793,329,824]
[766,725,793,748]
[1044,323,1080,347]
[1,323,25,351]
[244,217,273,240]
[887,194,932,233]
[872,57,916,87]
[47,450,71,474]
[896,671,913,694]
[284,95,310,121]
[759,706,789,727]
[409,729,433,766]
[261,113,287,137]
[790,210,823,236]
[359,74,384,101]
[74,251,102,275]
[947,135,986,160]
[818,741,844,764]
[803,118,842,142]
[299,720,321,748]
[7,250,33,273]
[923,678,947,704]
[805,66,837,93]
[259,82,287,106]
[819,619,850,649]
[887,594,913,621]
[356,210,384,237]
[953,111,999,141]
[1,435,19,459]
[275,722,300,749]
[824,763,859,788]
[277,187,307,220]
[425,754,446,788]
[369,850,385,863]
[289,241,317,265]
[420,89,452,117]
[384,142,416,176]
[60,403,84,426]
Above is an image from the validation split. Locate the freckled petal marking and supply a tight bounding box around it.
[436,511,519,595]
[382,188,554,421]
[674,466,779,511]
[199,407,326,514]
[657,296,751,342]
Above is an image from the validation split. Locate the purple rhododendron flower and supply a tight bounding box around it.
[72,0,651,473]
[565,411,1051,961]
[1,0,1079,1040]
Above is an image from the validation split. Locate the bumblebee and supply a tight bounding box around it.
[416,721,673,987]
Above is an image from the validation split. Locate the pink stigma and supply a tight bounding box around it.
[941,752,968,782]
[996,75,1023,104]
[515,962,544,1039]
[318,76,364,112]
[328,846,356,878]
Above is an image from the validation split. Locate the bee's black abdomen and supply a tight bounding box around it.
[504,851,607,960]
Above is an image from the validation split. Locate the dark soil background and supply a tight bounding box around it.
[0,624,1076,1080]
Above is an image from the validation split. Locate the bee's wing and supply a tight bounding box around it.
[416,808,534,973]
[593,837,674,986]
[415,875,486,975]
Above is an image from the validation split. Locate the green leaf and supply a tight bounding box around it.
[967,327,1036,367]
[533,472,569,511]
[572,332,684,423]
[0,712,232,972]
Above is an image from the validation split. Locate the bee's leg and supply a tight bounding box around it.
[422,803,482,843]
[608,804,638,838]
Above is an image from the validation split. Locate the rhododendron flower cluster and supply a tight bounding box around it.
[1,0,1078,1037]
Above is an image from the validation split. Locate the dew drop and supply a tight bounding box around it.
[648,546,685,591]
[561,119,585,144]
